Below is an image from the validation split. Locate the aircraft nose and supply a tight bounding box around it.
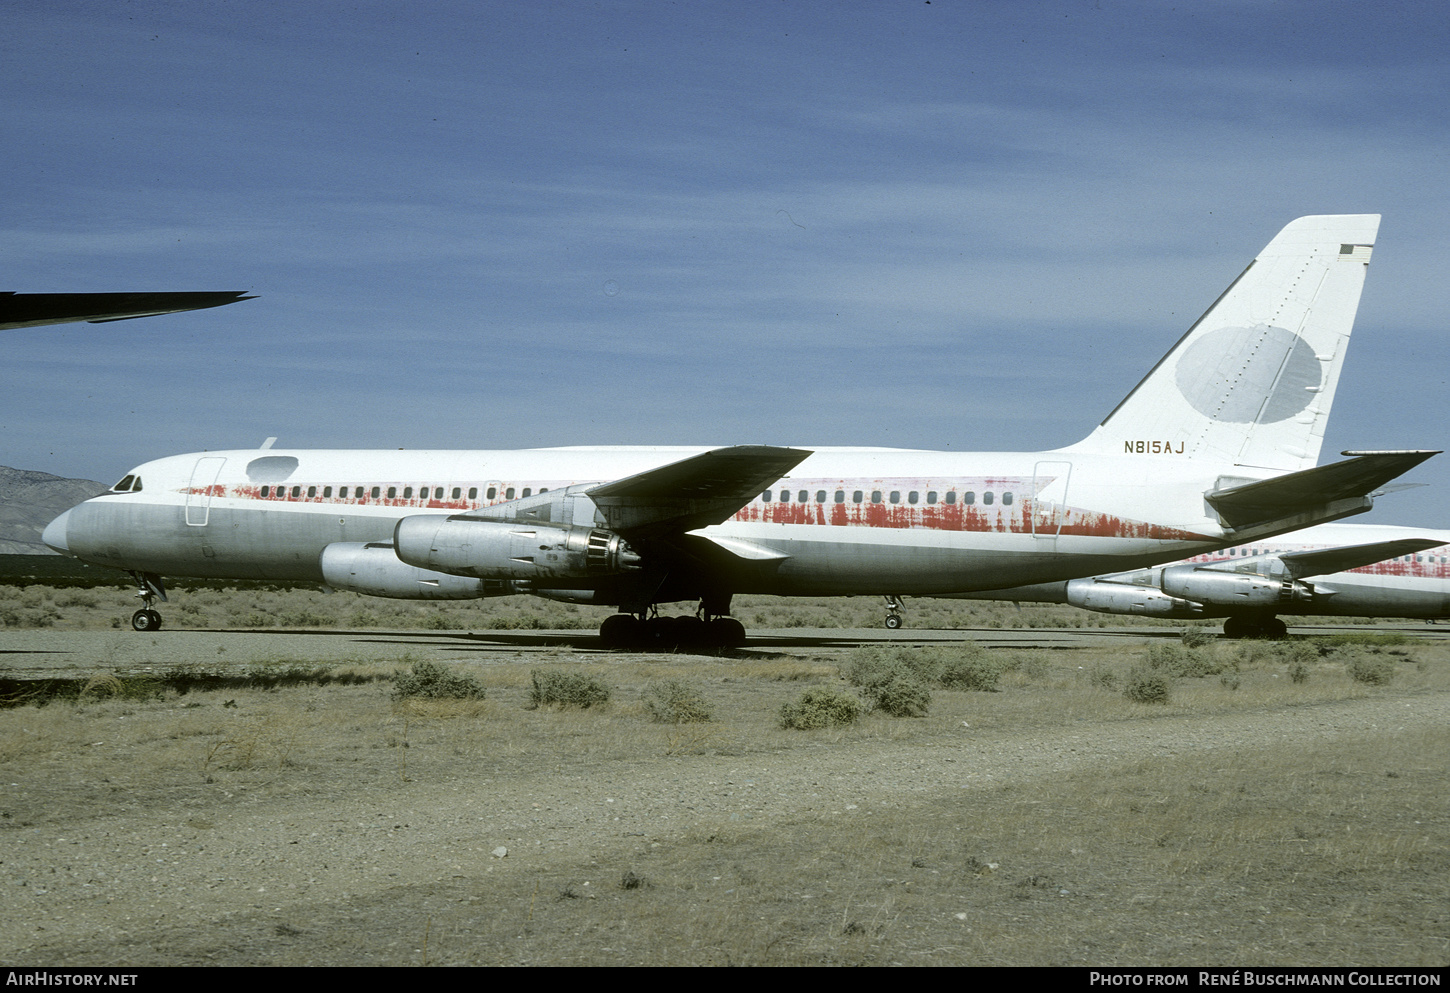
[42,509,72,556]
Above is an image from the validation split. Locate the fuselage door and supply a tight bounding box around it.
[1032,460,1072,540]
[185,457,227,526]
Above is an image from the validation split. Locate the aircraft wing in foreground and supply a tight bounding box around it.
[0,291,254,330]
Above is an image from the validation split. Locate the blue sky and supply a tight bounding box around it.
[3,1,1446,525]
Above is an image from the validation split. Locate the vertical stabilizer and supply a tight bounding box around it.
[1065,214,1380,471]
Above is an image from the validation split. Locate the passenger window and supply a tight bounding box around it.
[798,490,808,503]
[468,487,478,500]
[778,490,790,503]
[945,491,955,505]
[505,487,515,500]
[323,486,332,498]
[963,491,975,505]
[370,486,380,499]
[1003,492,1013,506]
[356,487,365,499]
[307,486,317,498]
[871,491,882,504]
[889,491,900,504]
[908,491,919,504]
[762,491,771,502]
[260,486,269,498]
[539,488,548,494]
[287,486,298,498]
[984,491,994,505]
[403,487,413,499]
[926,491,936,504]
[835,490,845,504]
[486,487,496,500]
[114,475,135,491]
[452,488,462,499]
[853,490,863,504]
[387,487,397,499]
[522,488,532,498]
[816,490,827,503]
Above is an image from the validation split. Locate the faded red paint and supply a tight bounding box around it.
[186,474,1218,542]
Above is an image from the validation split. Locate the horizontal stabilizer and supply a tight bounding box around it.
[0,291,255,331]
[589,445,812,537]
[1202,537,1445,580]
[1206,451,1439,529]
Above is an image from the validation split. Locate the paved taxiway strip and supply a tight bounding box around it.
[3,624,1449,678]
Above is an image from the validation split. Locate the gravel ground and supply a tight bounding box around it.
[3,628,1447,966]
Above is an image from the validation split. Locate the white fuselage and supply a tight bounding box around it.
[46,444,1304,599]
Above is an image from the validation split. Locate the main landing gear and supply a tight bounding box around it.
[1221,615,1288,640]
[883,594,905,629]
[598,607,748,652]
[129,571,167,632]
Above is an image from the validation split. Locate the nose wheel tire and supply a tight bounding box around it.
[131,609,162,632]
[884,614,903,630]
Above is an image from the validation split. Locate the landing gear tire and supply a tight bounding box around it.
[131,609,162,632]
[1223,615,1285,640]
[884,614,903,630]
[598,612,747,652]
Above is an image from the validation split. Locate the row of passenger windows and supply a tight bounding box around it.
[255,484,546,501]
[762,488,1014,507]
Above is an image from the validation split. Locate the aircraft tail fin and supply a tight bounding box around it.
[1065,215,1380,471]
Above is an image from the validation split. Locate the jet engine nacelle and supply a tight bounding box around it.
[393,515,642,581]
[1065,578,1202,617]
[320,541,518,600]
[1159,565,1312,606]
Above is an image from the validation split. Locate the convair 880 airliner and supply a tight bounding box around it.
[42,215,1439,647]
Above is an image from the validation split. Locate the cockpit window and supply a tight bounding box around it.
[113,475,135,492]
[130,477,142,492]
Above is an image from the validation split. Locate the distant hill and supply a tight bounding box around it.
[0,466,108,555]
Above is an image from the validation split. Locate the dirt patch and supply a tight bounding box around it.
[2,632,1447,965]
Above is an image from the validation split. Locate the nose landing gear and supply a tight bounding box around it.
[883,594,904,629]
[128,571,168,632]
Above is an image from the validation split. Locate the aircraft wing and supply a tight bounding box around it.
[587,445,813,538]
[1205,451,1440,530]
[1201,538,1446,580]
[0,291,254,330]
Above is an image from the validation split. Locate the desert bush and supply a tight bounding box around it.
[844,644,1004,694]
[1345,652,1395,686]
[529,669,611,709]
[779,687,861,729]
[1090,667,1118,691]
[1146,642,1225,678]
[868,674,931,717]
[641,680,712,724]
[277,610,336,628]
[392,660,486,701]
[1123,665,1171,704]
[1180,626,1216,648]
[1289,659,1310,684]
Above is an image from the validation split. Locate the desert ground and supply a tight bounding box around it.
[2,585,1447,966]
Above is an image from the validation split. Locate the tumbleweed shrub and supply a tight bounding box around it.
[1145,641,1227,679]
[1344,651,1395,686]
[1179,625,1217,648]
[1123,664,1171,704]
[641,679,712,724]
[528,669,611,709]
[392,660,486,701]
[843,644,1004,693]
[778,687,861,729]
[866,673,932,717]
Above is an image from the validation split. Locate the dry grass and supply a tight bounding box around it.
[1,618,1447,966]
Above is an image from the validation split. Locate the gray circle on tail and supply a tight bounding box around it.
[1173,325,1322,423]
